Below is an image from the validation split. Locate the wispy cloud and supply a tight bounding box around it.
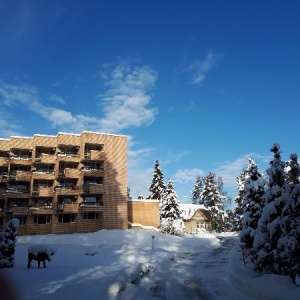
[99,63,158,133]
[0,62,158,134]
[173,168,205,184]
[0,82,99,133]
[213,153,272,187]
[187,51,222,85]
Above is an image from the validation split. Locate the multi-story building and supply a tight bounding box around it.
[0,131,128,235]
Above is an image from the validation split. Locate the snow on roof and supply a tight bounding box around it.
[180,204,211,221]
[128,199,159,203]
[2,131,127,141]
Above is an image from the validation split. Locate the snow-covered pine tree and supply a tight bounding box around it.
[233,169,247,231]
[191,176,204,205]
[0,218,19,268]
[148,160,166,201]
[160,178,184,236]
[200,172,225,232]
[252,144,287,273]
[240,159,266,257]
[285,153,300,184]
[278,154,300,279]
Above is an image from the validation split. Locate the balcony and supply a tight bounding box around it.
[28,204,54,215]
[63,168,80,178]
[81,168,104,177]
[32,187,54,197]
[0,175,8,183]
[9,157,32,165]
[7,205,28,215]
[55,185,79,195]
[35,154,56,164]
[6,188,30,198]
[56,203,78,213]
[57,154,80,163]
[79,201,103,212]
[32,171,55,180]
[0,157,9,166]
[83,150,105,161]
[14,171,31,181]
[83,184,104,194]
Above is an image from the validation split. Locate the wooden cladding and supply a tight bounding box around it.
[0,131,128,235]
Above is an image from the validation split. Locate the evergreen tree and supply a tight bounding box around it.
[148,160,166,201]
[276,154,300,279]
[217,176,232,210]
[191,176,204,204]
[0,218,19,268]
[160,179,184,236]
[240,159,266,256]
[285,153,300,184]
[233,169,247,231]
[200,172,225,232]
[127,187,132,200]
[252,144,287,273]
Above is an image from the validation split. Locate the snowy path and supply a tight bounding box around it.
[144,236,252,300]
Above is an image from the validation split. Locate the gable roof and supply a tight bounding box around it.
[180,204,212,222]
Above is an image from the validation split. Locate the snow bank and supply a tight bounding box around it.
[228,245,300,300]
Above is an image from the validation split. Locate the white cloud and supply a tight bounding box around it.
[173,168,205,184]
[187,51,222,85]
[98,63,158,133]
[0,62,158,134]
[213,153,272,188]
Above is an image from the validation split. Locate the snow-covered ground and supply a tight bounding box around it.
[0,230,299,299]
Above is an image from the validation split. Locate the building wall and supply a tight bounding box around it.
[0,131,127,235]
[128,199,160,230]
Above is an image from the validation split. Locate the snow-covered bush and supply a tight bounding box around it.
[0,218,19,268]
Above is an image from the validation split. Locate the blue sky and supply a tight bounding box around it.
[1,1,300,204]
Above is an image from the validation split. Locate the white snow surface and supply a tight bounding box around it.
[0,230,299,299]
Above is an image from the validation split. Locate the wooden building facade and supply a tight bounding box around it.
[0,131,128,235]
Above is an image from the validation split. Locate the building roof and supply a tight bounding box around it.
[180,204,212,222]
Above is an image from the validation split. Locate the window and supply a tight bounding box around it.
[58,196,76,204]
[34,164,54,173]
[58,214,76,223]
[11,165,31,174]
[11,216,27,225]
[83,195,103,206]
[57,179,77,188]
[83,177,103,185]
[11,149,31,159]
[36,198,52,206]
[83,212,99,220]
[34,215,51,224]
[33,180,53,189]
[35,147,55,157]
[84,144,103,157]
[8,198,28,208]
[58,146,79,156]
[0,151,8,158]
[0,167,8,175]
[10,181,30,191]
[83,161,103,171]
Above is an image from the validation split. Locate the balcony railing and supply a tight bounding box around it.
[28,204,53,214]
[57,203,78,213]
[79,201,103,207]
[83,184,104,194]
[32,187,54,197]
[55,185,79,195]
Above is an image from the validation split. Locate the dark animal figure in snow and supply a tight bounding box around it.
[27,245,56,269]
